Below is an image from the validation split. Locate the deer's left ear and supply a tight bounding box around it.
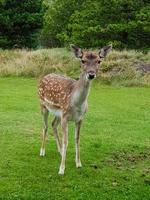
[70,44,83,58]
[99,44,112,58]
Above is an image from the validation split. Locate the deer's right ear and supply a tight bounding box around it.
[70,44,83,58]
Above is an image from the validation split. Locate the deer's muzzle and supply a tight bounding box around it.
[87,72,96,80]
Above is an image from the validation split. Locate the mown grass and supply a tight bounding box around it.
[0,48,150,86]
[0,77,150,200]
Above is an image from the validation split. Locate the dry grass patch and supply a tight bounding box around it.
[0,48,149,86]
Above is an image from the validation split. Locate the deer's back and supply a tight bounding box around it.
[39,74,76,110]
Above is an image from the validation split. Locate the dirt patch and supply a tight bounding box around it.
[141,168,150,177]
[105,148,150,169]
[101,60,150,77]
[144,179,150,185]
[134,61,150,75]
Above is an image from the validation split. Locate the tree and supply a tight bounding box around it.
[41,0,84,47]
[65,0,150,49]
[0,0,44,48]
[42,0,150,50]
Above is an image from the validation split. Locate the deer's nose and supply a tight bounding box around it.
[88,74,95,79]
[87,72,96,80]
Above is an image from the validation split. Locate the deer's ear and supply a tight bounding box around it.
[99,44,112,58]
[70,44,83,58]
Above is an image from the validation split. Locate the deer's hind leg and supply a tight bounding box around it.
[40,106,49,156]
[52,116,62,155]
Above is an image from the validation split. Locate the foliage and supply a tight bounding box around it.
[0,0,44,48]
[41,0,83,47]
[42,0,150,49]
[0,77,150,199]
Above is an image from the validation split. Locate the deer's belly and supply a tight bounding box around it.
[41,98,62,117]
[47,107,62,117]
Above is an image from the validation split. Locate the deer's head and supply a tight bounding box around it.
[71,44,112,80]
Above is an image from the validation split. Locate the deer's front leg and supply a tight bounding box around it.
[58,117,68,175]
[75,120,82,168]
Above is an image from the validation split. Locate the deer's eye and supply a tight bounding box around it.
[81,60,85,64]
[98,60,101,64]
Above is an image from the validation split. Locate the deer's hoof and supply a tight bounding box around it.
[58,167,65,175]
[76,162,82,168]
[40,148,45,156]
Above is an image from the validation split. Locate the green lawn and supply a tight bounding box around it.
[0,77,150,200]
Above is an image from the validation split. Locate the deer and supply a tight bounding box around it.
[38,44,112,175]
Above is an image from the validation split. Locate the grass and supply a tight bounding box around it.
[0,48,150,86]
[0,77,150,200]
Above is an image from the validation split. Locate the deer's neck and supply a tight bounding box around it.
[71,72,91,106]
